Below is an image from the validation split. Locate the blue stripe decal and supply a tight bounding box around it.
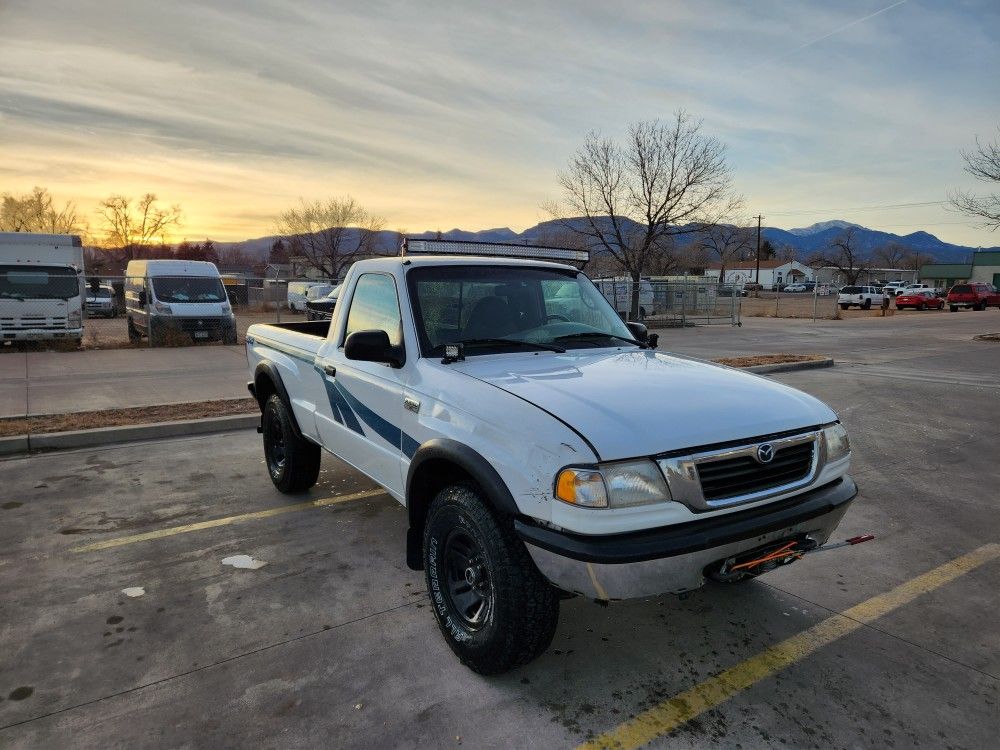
[335,381,401,447]
[315,366,419,455]
[401,433,419,459]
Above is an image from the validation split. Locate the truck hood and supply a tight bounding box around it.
[453,349,836,460]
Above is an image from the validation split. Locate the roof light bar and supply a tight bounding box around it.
[402,238,589,265]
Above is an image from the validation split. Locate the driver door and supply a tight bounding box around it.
[313,273,408,497]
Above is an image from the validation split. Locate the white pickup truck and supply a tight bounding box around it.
[245,240,857,674]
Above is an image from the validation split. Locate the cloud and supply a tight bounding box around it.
[0,0,997,244]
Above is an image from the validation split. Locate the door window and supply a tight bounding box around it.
[343,274,403,346]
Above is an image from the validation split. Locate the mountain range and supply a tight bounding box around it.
[216,219,995,265]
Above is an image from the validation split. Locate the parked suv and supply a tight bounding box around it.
[837,285,884,310]
[947,283,1000,312]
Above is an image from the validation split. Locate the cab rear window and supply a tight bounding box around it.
[951,285,971,293]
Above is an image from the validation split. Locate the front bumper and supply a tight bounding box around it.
[1,327,83,341]
[517,477,857,600]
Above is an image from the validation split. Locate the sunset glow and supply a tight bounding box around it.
[1,1,997,245]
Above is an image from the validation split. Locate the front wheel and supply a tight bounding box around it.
[424,485,559,675]
[919,303,927,311]
[862,299,872,310]
[949,305,958,312]
[127,318,141,343]
[262,394,321,493]
[840,304,850,310]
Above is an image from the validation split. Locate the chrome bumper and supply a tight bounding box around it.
[518,478,856,601]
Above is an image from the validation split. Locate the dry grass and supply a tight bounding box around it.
[0,398,258,437]
[713,353,827,368]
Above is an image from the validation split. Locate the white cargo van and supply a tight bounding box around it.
[124,259,237,344]
[0,233,85,345]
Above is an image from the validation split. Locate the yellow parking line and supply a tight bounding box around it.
[579,543,1000,750]
[70,488,388,553]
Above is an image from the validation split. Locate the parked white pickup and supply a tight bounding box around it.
[245,245,857,673]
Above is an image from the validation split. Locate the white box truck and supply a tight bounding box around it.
[0,233,86,345]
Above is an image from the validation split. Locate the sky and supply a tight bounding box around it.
[1,0,998,246]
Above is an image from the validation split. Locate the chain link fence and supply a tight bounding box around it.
[593,278,743,327]
[2,270,890,353]
[0,275,342,350]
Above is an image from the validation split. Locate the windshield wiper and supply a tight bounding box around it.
[555,331,647,348]
[448,338,566,353]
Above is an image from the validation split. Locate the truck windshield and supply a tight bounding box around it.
[407,265,636,356]
[151,276,226,303]
[0,265,80,300]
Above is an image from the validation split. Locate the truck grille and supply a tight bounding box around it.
[177,317,225,333]
[696,441,815,502]
[1,316,68,330]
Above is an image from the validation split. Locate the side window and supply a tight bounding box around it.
[343,274,403,347]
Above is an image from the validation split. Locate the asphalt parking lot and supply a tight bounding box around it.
[1,314,999,748]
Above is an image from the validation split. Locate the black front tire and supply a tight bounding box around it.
[840,304,850,310]
[262,394,321,493]
[127,318,141,343]
[424,484,559,675]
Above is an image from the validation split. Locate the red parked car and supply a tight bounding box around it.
[946,283,1000,312]
[895,290,945,310]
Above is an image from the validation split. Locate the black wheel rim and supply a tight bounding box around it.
[265,410,286,477]
[442,527,493,630]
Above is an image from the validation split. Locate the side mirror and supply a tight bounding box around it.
[344,329,404,368]
[137,290,147,306]
[626,321,648,342]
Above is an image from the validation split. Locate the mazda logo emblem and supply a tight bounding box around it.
[756,443,775,463]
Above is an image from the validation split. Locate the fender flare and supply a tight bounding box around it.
[404,438,521,569]
[251,360,304,440]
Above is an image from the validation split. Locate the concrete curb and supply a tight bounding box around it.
[744,357,835,375]
[0,435,30,456]
[0,414,259,456]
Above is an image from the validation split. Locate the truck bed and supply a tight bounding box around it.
[257,320,331,337]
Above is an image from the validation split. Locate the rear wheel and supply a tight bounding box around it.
[840,304,850,310]
[423,484,559,674]
[862,299,872,310]
[262,394,321,493]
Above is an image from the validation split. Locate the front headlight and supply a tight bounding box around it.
[823,423,851,462]
[153,302,172,315]
[555,460,671,509]
[67,310,82,327]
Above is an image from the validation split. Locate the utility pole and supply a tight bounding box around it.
[753,215,763,284]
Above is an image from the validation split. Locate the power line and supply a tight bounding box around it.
[767,200,948,216]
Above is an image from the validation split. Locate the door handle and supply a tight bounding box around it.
[323,365,336,377]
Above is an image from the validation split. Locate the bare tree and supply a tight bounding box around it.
[809,227,870,285]
[275,197,384,279]
[97,193,182,262]
[950,128,1000,230]
[871,241,912,269]
[696,222,754,283]
[775,244,798,264]
[1,186,86,235]
[546,111,740,317]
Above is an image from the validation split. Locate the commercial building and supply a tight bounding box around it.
[705,260,814,289]
[920,250,1000,289]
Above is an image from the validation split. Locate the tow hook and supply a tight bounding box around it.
[706,534,875,583]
